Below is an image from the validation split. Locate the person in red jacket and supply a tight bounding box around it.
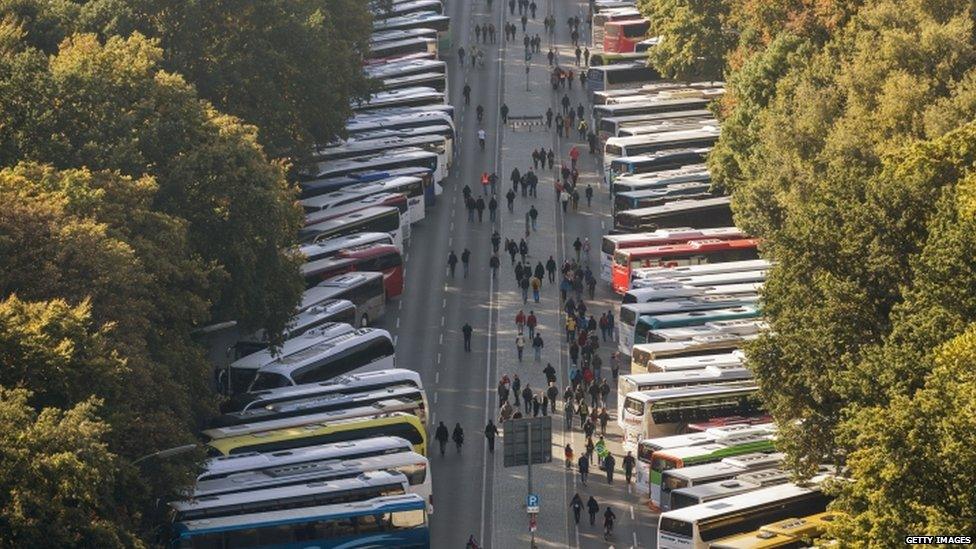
[515,309,526,334]
[526,311,538,338]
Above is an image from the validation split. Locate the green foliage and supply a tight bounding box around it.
[0,387,139,548]
[639,0,735,81]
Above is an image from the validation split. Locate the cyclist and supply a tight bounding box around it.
[603,506,616,539]
[476,104,484,122]
[462,83,471,105]
[478,128,486,151]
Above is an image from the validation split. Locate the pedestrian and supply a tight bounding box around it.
[489,253,500,278]
[547,48,554,66]
[547,149,555,170]
[563,399,574,430]
[463,82,471,105]
[462,322,473,351]
[485,420,499,453]
[475,24,482,42]
[577,103,584,121]
[600,378,610,404]
[607,311,615,342]
[578,119,588,140]
[534,261,545,282]
[467,534,480,549]
[448,250,458,278]
[505,189,516,213]
[497,379,510,403]
[564,443,574,469]
[458,46,466,65]
[561,94,570,114]
[623,451,636,484]
[515,309,526,333]
[588,130,598,154]
[547,383,558,412]
[521,384,533,411]
[520,13,527,31]
[500,103,509,123]
[570,493,583,525]
[587,496,599,526]
[592,353,603,382]
[530,275,541,302]
[583,47,590,66]
[585,436,595,462]
[599,313,608,341]
[598,407,610,436]
[453,423,465,454]
[519,239,529,262]
[491,231,501,254]
[555,113,564,137]
[573,237,582,262]
[541,393,549,416]
[515,333,525,361]
[582,237,591,263]
[513,374,522,406]
[583,417,595,439]
[461,248,471,277]
[528,205,538,231]
[546,256,556,283]
[489,23,496,43]
[578,453,590,485]
[575,45,581,66]
[532,332,544,361]
[526,311,538,338]
[529,0,536,18]
[466,195,475,221]
[520,274,530,303]
[604,453,616,484]
[488,196,497,221]
[435,421,449,456]
[577,399,589,428]
[566,316,577,344]
[475,196,485,222]
[508,0,514,14]
[507,239,518,264]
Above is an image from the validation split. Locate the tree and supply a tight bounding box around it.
[0,387,139,547]
[0,33,305,339]
[638,0,735,81]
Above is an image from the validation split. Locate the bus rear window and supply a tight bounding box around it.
[659,517,694,537]
[249,372,291,391]
[662,475,688,493]
[601,237,616,255]
[623,397,645,417]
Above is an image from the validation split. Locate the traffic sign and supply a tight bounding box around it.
[526,493,540,513]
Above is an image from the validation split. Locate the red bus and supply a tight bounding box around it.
[611,238,761,293]
[301,244,404,298]
[603,19,651,53]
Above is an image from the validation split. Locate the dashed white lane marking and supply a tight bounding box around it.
[441,316,445,327]
[435,371,440,383]
[442,298,447,308]
[439,334,444,344]
[396,317,401,329]
[437,352,442,364]
[633,531,639,547]
[434,392,439,404]
[601,220,606,230]
[630,505,635,520]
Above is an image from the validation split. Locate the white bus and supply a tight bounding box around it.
[173,471,409,522]
[225,324,356,395]
[228,369,423,413]
[630,334,758,373]
[369,37,437,60]
[665,464,792,512]
[616,366,753,421]
[619,295,760,354]
[630,268,767,291]
[300,232,395,263]
[600,227,744,282]
[194,450,434,511]
[246,328,395,392]
[302,193,410,244]
[300,206,403,251]
[631,259,771,286]
[623,282,763,304]
[308,149,442,185]
[302,176,427,225]
[353,87,444,114]
[370,28,439,46]
[610,166,710,196]
[212,385,428,429]
[597,110,713,142]
[232,299,357,358]
[646,351,746,374]
[619,382,761,451]
[316,135,449,170]
[604,127,720,182]
[642,317,766,344]
[616,118,717,137]
[198,436,412,482]
[657,477,832,549]
[312,272,387,327]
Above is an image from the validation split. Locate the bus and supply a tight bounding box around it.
[172,494,429,549]
[303,169,437,208]
[645,320,764,345]
[630,259,771,286]
[604,128,720,182]
[203,398,422,442]
[614,197,737,235]
[320,177,430,223]
[347,125,454,164]
[666,464,794,512]
[372,9,451,45]
[312,273,387,327]
[593,100,712,135]
[300,206,403,250]
[232,299,357,359]
[608,148,711,185]
[171,470,409,523]
[246,328,396,392]
[211,386,428,429]
[586,62,661,94]
[610,165,709,195]
[598,110,713,141]
[207,411,428,456]
[644,351,746,374]
[640,314,764,345]
[224,324,357,395]
[301,245,404,298]
[646,434,778,507]
[365,58,446,79]
[657,478,832,549]
[591,7,644,47]
[370,28,440,46]
[619,295,760,352]
[589,51,650,67]
[631,333,758,372]
[197,436,413,483]
[629,266,767,292]
[380,72,447,93]
[623,282,763,304]
[303,193,410,244]
[194,449,433,512]
[345,110,453,137]
[372,0,444,17]
[226,368,423,414]
[603,19,651,52]
[709,511,839,549]
[370,37,438,60]
[600,227,744,282]
[611,238,761,293]
[612,182,715,214]
[353,87,445,114]
[615,366,753,421]
[315,136,448,171]
[300,167,434,202]
[616,119,718,138]
[307,149,441,185]
[301,232,395,263]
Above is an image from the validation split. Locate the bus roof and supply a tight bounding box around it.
[659,476,830,523]
[617,237,759,259]
[232,368,422,412]
[626,380,758,404]
[252,328,391,378]
[633,259,771,280]
[229,324,356,373]
[652,434,775,460]
[622,366,752,387]
[176,494,425,534]
[648,351,746,372]
[617,195,732,218]
[606,127,720,149]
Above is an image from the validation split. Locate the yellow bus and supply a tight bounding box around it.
[207,412,427,457]
[708,512,839,549]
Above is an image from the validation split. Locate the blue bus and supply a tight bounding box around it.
[172,494,429,548]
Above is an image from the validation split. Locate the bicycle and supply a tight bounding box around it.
[604,520,614,540]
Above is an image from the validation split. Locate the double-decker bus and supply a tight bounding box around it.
[600,227,744,282]
[611,238,761,293]
[646,434,777,508]
[614,196,736,234]
[657,478,832,549]
[172,494,430,549]
[301,244,404,298]
[618,381,763,453]
[603,19,651,52]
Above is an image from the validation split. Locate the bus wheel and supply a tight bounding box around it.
[360,314,369,327]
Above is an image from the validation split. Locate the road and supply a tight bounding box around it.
[374,0,659,546]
